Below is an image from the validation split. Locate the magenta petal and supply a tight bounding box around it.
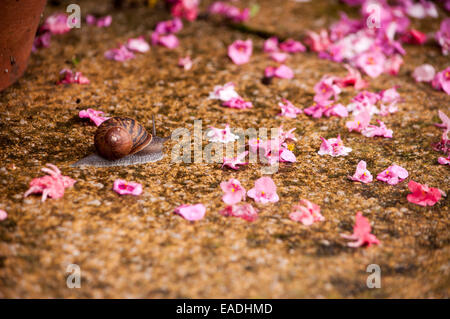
[113,179,142,196]
[341,212,380,248]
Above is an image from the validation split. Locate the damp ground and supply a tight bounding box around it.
[0,0,448,298]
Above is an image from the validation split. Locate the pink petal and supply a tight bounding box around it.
[24,164,75,201]
[113,179,142,196]
[0,210,7,221]
[174,204,206,221]
[79,109,109,126]
[247,177,279,204]
[126,37,150,53]
[228,39,253,65]
[220,204,258,222]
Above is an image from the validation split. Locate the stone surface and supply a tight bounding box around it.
[0,0,448,298]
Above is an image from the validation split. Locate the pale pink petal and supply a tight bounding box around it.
[356,50,386,78]
[247,176,279,204]
[0,210,7,221]
[220,178,246,205]
[222,151,248,170]
[209,82,240,101]
[104,45,135,61]
[413,64,435,82]
[174,204,206,221]
[318,135,352,157]
[278,99,302,118]
[228,39,252,65]
[126,37,150,53]
[263,37,279,53]
[290,199,324,226]
[178,56,193,70]
[270,52,289,63]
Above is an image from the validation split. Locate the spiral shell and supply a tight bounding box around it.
[94,117,152,160]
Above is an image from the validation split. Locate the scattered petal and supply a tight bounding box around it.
[104,45,135,61]
[57,69,89,85]
[263,37,279,53]
[41,13,71,35]
[79,109,110,126]
[174,203,206,221]
[222,151,248,170]
[126,37,150,53]
[24,164,76,202]
[431,67,450,95]
[113,179,142,196]
[209,82,240,101]
[435,18,450,56]
[228,39,252,65]
[335,64,368,90]
[151,32,179,49]
[220,178,246,205]
[401,29,427,45]
[222,97,253,109]
[32,32,51,51]
[178,56,193,70]
[341,212,380,248]
[361,120,393,138]
[269,52,289,63]
[155,17,183,34]
[318,135,352,157]
[304,29,331,52]
[0,210,7,221]
[407,180,442,206]
[208,2,250,23]
[247,177,279,204]
[384,54,403,75]
[438,154,450,165]
[435,110,450,130]
[86,14,112,27]
[265,65,294,79]
[278,126,297,142]
[279,39,306,53]
[278,99,302,118]
[346,110,371,132]
[170,0,199,21]
[376,165,408,185]
[289,199,324,226]
[356,50,386,78]
[314,75,341,102]
[220,204,258,222]
[348,160,373,184]
[207,124,239,143]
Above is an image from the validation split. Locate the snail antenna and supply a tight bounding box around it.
[152,114,156,136]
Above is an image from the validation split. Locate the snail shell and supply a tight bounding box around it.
[94,117,152,160]
[72,115,167,167]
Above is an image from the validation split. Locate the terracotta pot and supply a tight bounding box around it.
[0,0,47,92]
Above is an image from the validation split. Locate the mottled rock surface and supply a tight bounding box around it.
[0,0,448,298]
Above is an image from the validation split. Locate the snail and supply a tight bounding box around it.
[72,116,168,167]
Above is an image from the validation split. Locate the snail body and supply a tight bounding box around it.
[73,116,167,167]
